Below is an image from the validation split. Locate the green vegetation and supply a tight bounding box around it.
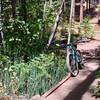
[0,53,67,97]
[0,0,97,98]
[80,17,95,38]
[96,4,100,12]
[96,71,100,78]
[0,0,69,97]
[89,71,100,98]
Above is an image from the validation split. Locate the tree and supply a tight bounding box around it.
[11,0,16,19]
[47,0,65,48]
[20,0,27,22]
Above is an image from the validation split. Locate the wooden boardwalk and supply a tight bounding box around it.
[31,15,100,100]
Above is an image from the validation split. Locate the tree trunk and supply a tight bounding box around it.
[50,0,53,7]
[67,0,75,44]
[47,0,65,48]
[20,0,27,22]
[43,0,47,22]
[89,0,91,10]
[11,0,16,19]
[0,0,5,53]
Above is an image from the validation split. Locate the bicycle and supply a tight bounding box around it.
[66,42,85,77]
[46,38,85,77]
[46,0,85,77]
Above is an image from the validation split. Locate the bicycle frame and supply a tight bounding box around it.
[67,43,81,63]
[67,43,77,54]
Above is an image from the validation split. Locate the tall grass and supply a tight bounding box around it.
[0,53,67,97]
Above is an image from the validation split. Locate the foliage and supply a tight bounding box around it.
[89,69,100,98]
[0,53,67,97]
[0,55,11,95]
[1,0,96,98]
[80,17,95,38]
[0,0,66,61]
[3,19,29,59]
[96,71,100,78]
[96,4,100,11]
[93,71,100,98]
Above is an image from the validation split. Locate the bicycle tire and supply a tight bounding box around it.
[66,50,79,77]
[76,50,84,69]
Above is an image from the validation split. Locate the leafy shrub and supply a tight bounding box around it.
[96,71,100,78]
[89,71,100,98]
[80,17,95,38]
[0,55,11,95]
[96,4,100,12]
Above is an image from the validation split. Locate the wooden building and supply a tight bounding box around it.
[74,0,100,22]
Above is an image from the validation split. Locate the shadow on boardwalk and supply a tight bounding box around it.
[63,67,100,100]
[63,45,100,100]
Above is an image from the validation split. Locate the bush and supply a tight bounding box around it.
[80,17,95,38]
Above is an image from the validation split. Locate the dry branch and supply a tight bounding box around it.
[47,0,65,48]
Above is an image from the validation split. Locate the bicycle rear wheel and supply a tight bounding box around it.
[66,51,79,77]
[76,50,84,69]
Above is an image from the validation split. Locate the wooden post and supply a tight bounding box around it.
[67,0,75,44]
[80,0,84,23]
[86,0,89,13]
[89,0,91,10]
[73,0,75,20]
[11,0,16,19]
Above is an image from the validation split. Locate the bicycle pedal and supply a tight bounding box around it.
[83,59,87,64]
[80,59,86,65]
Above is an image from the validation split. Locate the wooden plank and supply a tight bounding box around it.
[42,74,71,98]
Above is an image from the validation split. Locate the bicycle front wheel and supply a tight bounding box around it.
[66,51,79,77]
